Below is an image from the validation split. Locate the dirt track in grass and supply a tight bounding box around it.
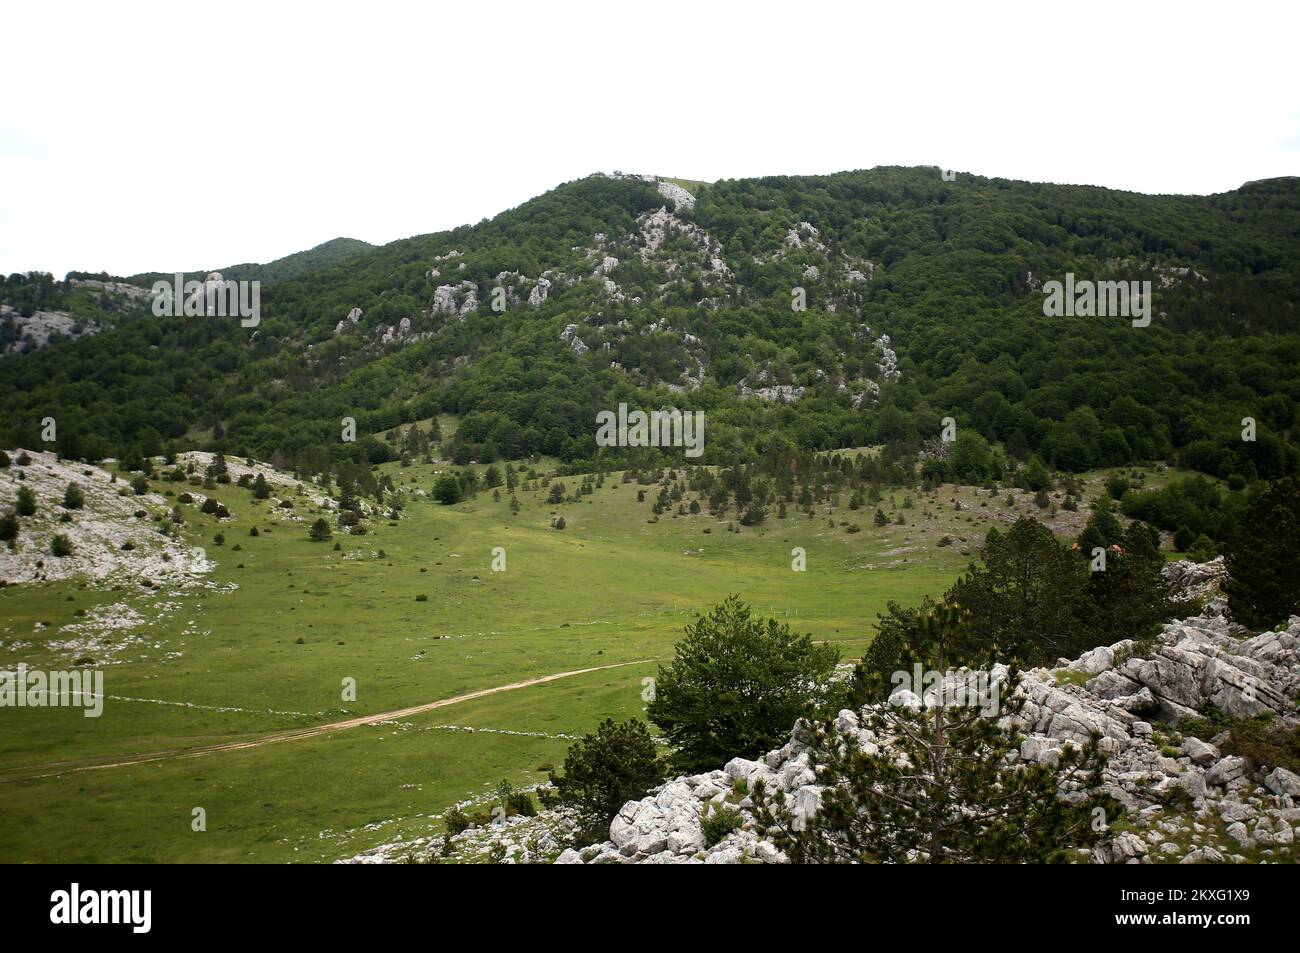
[0,659,652,782]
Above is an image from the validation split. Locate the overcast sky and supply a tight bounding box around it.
[3,0,1297,278]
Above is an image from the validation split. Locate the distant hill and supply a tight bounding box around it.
[126,236,375,286]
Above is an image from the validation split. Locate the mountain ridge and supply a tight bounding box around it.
[2,166,1298,505]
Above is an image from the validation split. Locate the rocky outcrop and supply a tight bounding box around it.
[561,594,1300,864]
[430,282,478,319]
[1,305,98,356]
[559,324,588,355]
[333,307,363,334]
[654,180,696,212]
[1162,557,1227,601]
[528,276,552,307]
[738,373,804,403]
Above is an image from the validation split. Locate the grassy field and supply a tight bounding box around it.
[0,455,1175,862]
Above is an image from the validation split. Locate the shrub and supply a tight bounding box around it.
[700,803,744,847]
[16,486,36,516]
[543,718,666,845]
[432,475,461,505]
[51,534,74,558]
[62,483,85,510]
[444,806,470,835]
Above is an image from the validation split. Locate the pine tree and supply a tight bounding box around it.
[432,475,460,505]
[1078,496,1124,553]
[309,518,332,542]
[62,482,85,510]
[16,485,36,516]
[542,719,666,845]
[1224,476,1300,630]
[756,607,1117,863]
[1080,521,1173,646]
[753,669,1117,863]
[946,517,1089,666]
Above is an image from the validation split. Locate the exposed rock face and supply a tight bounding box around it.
[333,307,363,335]
[560,594,1300,864]
[69,278,154,301]
[784,221,828,253]
[559,323,588,355]
[379,319,410,345]
[528,276,552,307]
[431,282,479,319]
[1163,557,1227,601]
[875,334,900,380]
[654,180,696,212]
[1,305,98,356]
[737,370,804,403]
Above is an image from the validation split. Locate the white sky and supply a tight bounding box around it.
[3,0,1297,278]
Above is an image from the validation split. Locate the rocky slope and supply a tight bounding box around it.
[558,561,1300,864]
[328,174,900,404]
[0,449,213,587]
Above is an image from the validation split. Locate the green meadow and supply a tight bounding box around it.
[1,455,1160,863]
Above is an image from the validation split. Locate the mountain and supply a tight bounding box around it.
[2,168,1298,493]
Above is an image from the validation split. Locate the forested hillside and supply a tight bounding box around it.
[2,168,1297,497]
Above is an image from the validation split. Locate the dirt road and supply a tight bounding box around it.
[1,659,652,782]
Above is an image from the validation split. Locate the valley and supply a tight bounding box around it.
[0,445,991,861]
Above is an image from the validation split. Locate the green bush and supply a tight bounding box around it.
[647,595,840,771]
[545,718,666,844]
[444,806,470,836]
[700,803,744,847]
